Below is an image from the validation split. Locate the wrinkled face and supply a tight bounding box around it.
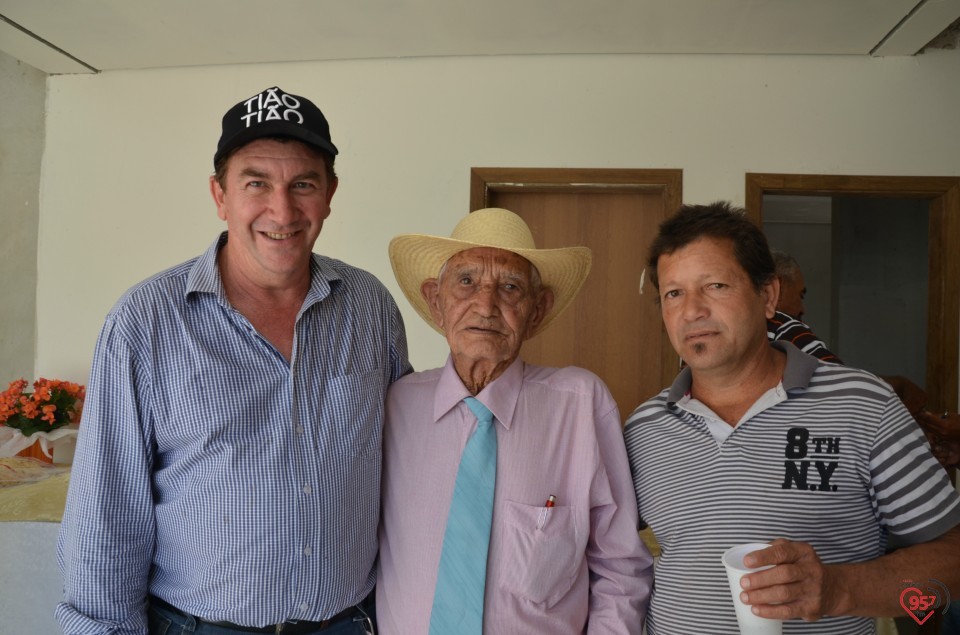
[422,247,552,370]
[657,237,777,376]
[210,138,337,286]
[777,269,806,320]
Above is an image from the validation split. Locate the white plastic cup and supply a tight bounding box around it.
[721,543,783,635]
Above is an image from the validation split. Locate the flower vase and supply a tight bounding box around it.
[16,440,53,464]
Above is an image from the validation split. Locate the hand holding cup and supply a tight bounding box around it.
[722,543,783,634]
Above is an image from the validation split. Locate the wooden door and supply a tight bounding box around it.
[471,168,682,421]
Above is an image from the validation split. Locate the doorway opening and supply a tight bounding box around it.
[764,195,929,386]
[745,173,960,412]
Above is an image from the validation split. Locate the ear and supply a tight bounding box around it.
[525,287,556,339]
[210,175,228,221]
[762,276,780,319]
[421,279,444,329]
[325,176,339,206]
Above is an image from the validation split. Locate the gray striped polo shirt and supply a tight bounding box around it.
[624,342,960,634]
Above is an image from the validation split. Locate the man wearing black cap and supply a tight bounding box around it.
[57,87,411,635]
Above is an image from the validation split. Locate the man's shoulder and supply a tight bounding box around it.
[768,311,843,364]
[521,363,623,420]
[806,361,891,394]
[108,257,199,317]
[523,363,604,388]
[314,254,391,295]
[798,364,903,424]
[389,366,444,392]
[623,388,674,433]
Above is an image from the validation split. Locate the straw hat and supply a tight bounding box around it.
[389,208,592,336]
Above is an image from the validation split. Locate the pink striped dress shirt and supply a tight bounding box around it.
[377,357,653,634]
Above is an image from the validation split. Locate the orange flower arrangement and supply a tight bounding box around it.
[0,378,85,437]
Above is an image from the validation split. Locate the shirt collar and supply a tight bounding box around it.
[184,231,343,311]
[778,340,819,390]
[185,232,229,303]
[433,356,524,431]
[666,340,819,407]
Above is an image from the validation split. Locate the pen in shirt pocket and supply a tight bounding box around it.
[536,494,556,530]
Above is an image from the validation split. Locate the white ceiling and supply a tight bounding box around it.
[2,0,960,75]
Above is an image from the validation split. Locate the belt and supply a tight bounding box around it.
[149,595,366,634]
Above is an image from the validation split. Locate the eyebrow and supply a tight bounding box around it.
[447,262,479,275]
[443,263,529,282]
[237,168,323,182]
[238,167,269,179]
[502,271,527,283]
[291,170,323,182]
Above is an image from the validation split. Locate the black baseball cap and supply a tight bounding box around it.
[213,86,339,168]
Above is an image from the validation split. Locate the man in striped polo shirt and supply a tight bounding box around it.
[624,201,960,634]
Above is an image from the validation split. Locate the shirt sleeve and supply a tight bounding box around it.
[768,313,843,364]
[585,389,654,634]
[869,391,960,545]
[386,296,413,382]
[56,311,156,635]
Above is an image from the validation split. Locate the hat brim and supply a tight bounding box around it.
[389,234,592,337]
[213,120,339,167]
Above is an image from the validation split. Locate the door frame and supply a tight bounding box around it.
[471,167,683,391]
[745,173,960,411]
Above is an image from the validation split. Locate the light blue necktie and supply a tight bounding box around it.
[429,396,498,635]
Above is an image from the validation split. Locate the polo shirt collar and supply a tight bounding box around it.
[779,340,819,391]
[666,340,819,407]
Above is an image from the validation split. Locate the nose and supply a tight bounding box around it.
[680,290,708,322]
[472,283,500,316]
[267,188,299,226]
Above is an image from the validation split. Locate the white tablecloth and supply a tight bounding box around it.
[0,521,62,634]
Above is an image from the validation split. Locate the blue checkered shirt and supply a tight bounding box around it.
[56,233,411,634]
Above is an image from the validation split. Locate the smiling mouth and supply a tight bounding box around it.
[263,231,297,240]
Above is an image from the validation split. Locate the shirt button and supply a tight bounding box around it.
[295,425,305,435]
[299,602,309,612]
[304,545,313,556]
[303,484,313,494]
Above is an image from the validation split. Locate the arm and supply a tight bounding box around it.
[56,314,156,635]
[916,410,960,442]
[585,394,654,634]
[915,411,960,468]
[386,297,413,382]
[739,525,960,619]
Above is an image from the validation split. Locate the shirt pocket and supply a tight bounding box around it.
[322,368,386,459]
[499,500,581,606]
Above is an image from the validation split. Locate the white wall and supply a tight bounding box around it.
[36,51,960,381]
[0,50,45,383]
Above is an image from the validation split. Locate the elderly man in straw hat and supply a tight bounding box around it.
[376,208,653,634]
